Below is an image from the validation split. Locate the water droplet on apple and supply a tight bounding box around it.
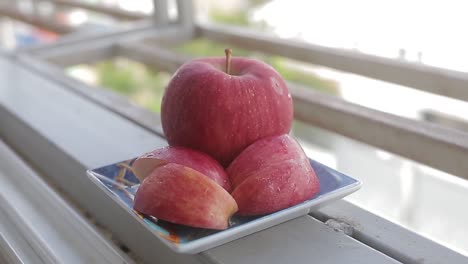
[270,77,283,95]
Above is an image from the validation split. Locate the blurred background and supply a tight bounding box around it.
[2,0,468,256]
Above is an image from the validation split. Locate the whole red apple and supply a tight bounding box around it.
[161,49,293,166]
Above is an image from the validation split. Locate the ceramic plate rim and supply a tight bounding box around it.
[86,161,361,254]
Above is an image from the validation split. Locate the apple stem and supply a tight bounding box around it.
[225,48,232,75]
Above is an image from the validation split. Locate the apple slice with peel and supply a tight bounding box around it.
[134,163,238,230]
[133,146,231,192]
[227,134,320,216]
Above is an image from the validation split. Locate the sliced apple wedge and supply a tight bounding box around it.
[132,146,231,192]
[227,134,320,216]
[133,163,238,230]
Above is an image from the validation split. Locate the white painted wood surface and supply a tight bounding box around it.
[313,200,468,264]
[153,0,170,25]
[176,0,194,29]
[0,140,133,264]
[0,54,405,263]
[0,232,29,264]
[203,216,399,264]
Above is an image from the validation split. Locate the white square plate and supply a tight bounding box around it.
[87,158,361,254]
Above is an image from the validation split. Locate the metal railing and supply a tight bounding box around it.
[1,0,467,181]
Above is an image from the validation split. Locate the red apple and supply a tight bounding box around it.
[227,134,320,216]
[161,49,293,167]
[133,163,238,230]
[132,146,231,191]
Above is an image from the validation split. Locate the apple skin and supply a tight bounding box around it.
[161,57,293,167]
[132,146,231,192]
[133,163,238,230]
[227,134,320,216]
